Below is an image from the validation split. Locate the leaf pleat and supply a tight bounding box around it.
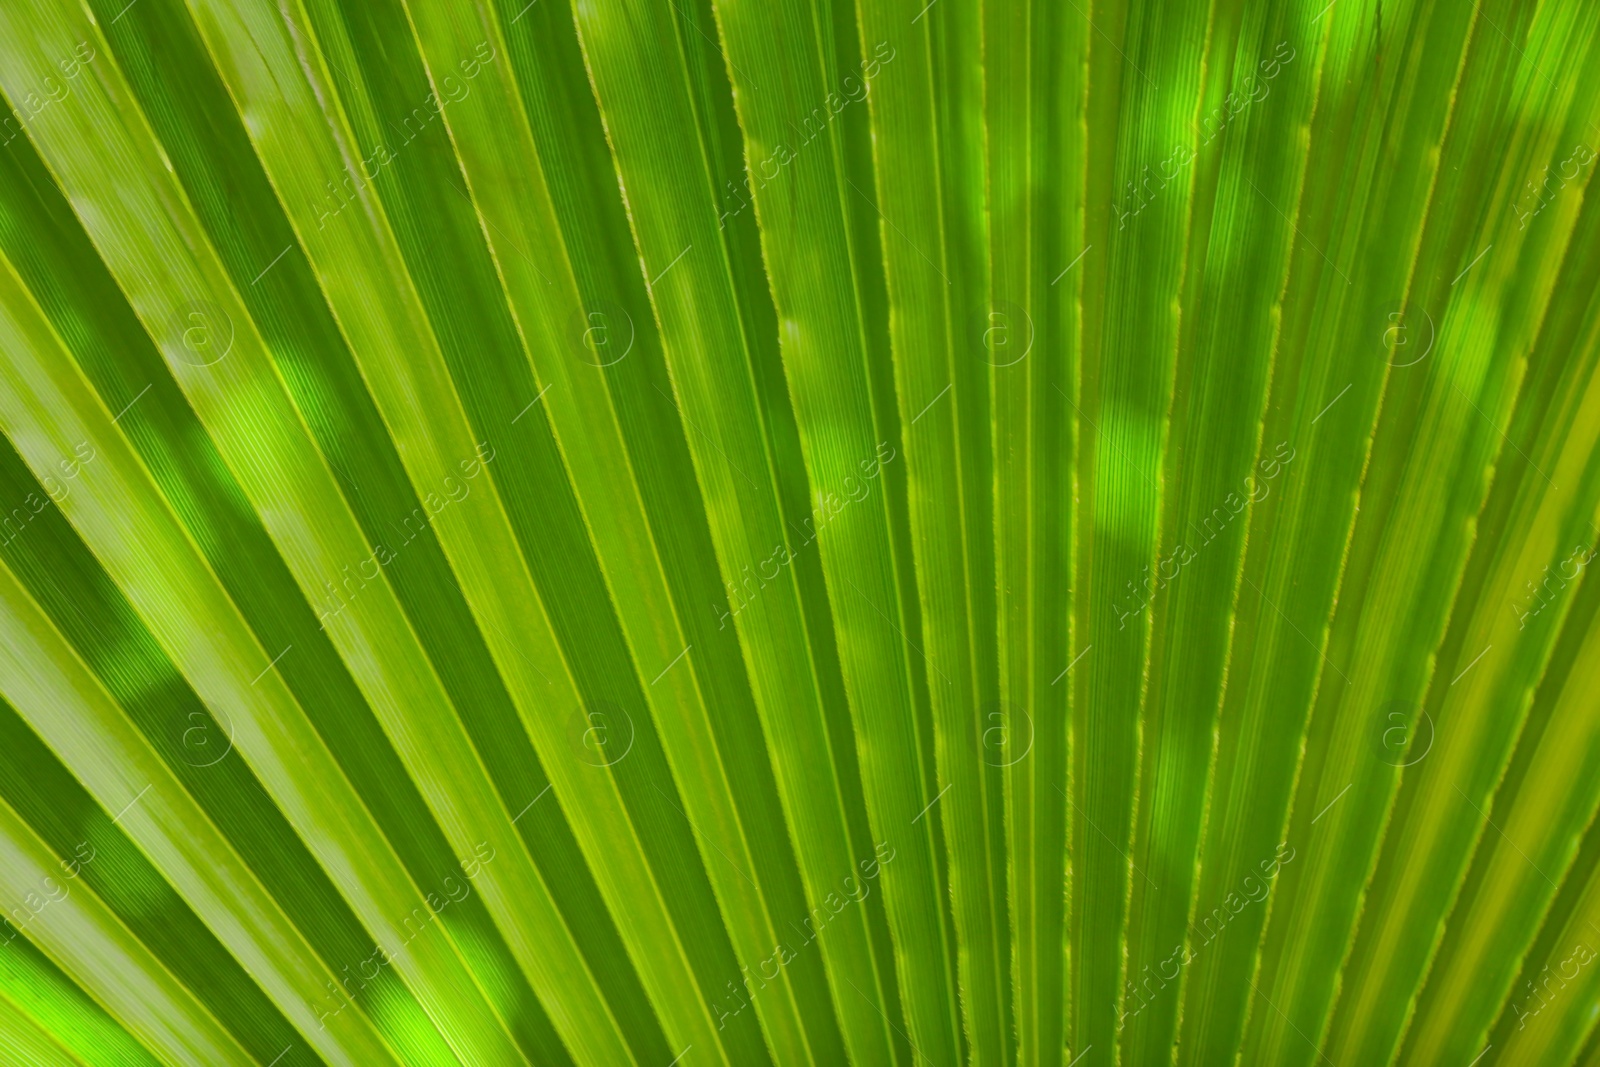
[1174,0,1485,1058]
[0,15,554,1054]
[1,931,163,1067]
[984,0,1086,1063]
[0,0,1596,1062]
[1400,168,1600,1065]
[1244,3,1600,1062]
[1121,3,1325,1063]
[1069,0,1215,1057]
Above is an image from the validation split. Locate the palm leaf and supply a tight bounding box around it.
[1,0,1598,1064]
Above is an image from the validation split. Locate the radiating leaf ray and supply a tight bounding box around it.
[1121,4,1324,1064]
[0,555,391,1066]
[493,0,860,1057]
[0,786,251,1066]
[1245,3,1600,1062]
[0,689,331,1065]
[267,0,762,1060]
[403,1,839,1061]
[0,147,523,1064]
[168,0,780,1055]
[703,0,1003,1060]
[0,987,85,1067]
[1330,73,1600,1060]
[0,0,1594,1062]
[1482,720,1600,1066]
[1068,4,1133,1062]
[564,0,978,1062]
[0,934,162,1067]
[1414,528,1600,1065]
[6,8,642,1063]
[1400,255,1600,1057]
[845,0,1009,1059]
[93,0,677,1059]
[0,26,628,1066]
[1175,0,1483,1058]
[799,6,957,1064]
[984,0,1085,1063]
[0,280,461,1064]
[1072,0,1215,1057]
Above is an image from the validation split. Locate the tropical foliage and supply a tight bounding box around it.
[0,0,1598,1064]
